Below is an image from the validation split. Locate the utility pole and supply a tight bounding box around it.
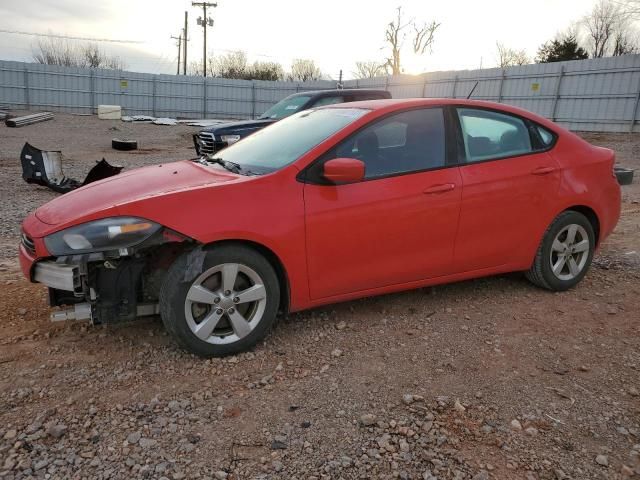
[183,11,188,75]
[171,33,182,75]
[192,2,217,77]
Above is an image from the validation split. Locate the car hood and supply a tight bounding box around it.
[35,160,237,226]
[201,118,276,135]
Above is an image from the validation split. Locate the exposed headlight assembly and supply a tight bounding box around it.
[220,134,241,145]
[44,217,162,255]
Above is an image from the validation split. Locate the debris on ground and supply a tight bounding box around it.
[97,104,121,120]
[5,112,53,128]
[20,142,122,193]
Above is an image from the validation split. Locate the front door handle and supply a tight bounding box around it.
[423,183,455,194]
[531,166,557,175]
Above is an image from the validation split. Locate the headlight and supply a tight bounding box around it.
[44,217,161,255]
[220,134,241,145]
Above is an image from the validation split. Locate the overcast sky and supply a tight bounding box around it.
[0,0,601,78]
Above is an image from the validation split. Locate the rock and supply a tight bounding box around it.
[3,429,17,440]
[331,348,343,357]
[214,471,228,480]
[168,400,181,411]
[47,424,67,439]
[454,399,466,413]
[271,440,287,450]
[139,437,158,449]
[595,454,609,466]
[525,427,539,436]
[621,465,634,476]
[127,432,141,444]
[629,386,639,397]
[34,459,49,470]
[17,308,27,316]
[272,460,284,472]
[402,394,415,405]
[510,419,522,431]
[399,439,410,452]
[359,413,377,426]
[472,471,489,480]
[335,321,347,330]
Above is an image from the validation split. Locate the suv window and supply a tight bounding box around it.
[333,108,446,179]
[312,96,345,107]
[457,108,532,162]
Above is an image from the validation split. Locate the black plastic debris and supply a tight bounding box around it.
[20,142,123,194]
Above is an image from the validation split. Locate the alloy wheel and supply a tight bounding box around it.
[184,263,267,344]
[549,224,590,281]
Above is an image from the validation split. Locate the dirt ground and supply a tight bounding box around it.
[0,113,639,480]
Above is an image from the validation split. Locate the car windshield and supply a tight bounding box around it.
[259,95,311,119]
[212,108,369,174]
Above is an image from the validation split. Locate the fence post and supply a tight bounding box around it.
[203,77,207,118]
[630,73,640,133]
[90,69,96,114]
[384,76,390,91]
[551,66,565,122]
[23,65,30,110]
[421,75,430,98]
[497,69,506,103]
[152,76,157,117]
[451,75,458,98]
[251,82,256,119]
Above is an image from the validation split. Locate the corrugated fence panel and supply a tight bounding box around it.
[3,56,640,130]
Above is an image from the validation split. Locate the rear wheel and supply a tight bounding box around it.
[526,211,595,291]
[159,245,280,357]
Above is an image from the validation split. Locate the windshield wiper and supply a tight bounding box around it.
[206,157,242,174]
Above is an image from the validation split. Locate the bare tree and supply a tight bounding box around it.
[383,6,440,75]
[287,59,322,82]
[583,0,621,57]
[353,61,387,79]
[210,50,249,78]
[251,61,284,81]
[496,42,530,68]
[33,37,125,69]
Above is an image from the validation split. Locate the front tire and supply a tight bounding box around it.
[526,211,595,291]
[159,245,280,357]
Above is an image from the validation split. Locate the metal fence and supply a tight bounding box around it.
[2,55,640,132]
[0,60,336,120]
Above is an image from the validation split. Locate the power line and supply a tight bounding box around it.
[0,29,144,44]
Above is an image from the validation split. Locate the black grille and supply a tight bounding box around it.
[21,233,35,254]
[197,132,216,154]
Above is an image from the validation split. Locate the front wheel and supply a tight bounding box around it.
[159,245,280,357]
[526,211,595,291]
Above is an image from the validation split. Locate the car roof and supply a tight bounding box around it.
[287,89,389,99]
[326,98,558,129]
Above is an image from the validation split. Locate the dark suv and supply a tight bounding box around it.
[193,89,391,155]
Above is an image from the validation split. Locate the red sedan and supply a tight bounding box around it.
[19,99,621,357]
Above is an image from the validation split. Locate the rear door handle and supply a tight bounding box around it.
[531,166,556,175]
[423,183,455,194]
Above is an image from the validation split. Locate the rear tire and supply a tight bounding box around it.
[159,245,280,357]
[525,211,595,291]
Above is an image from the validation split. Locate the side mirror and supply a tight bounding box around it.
[322,158,365,184]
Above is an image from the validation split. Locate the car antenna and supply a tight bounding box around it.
[466,81,479,99]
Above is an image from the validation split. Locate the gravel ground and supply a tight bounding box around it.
[0,114,639,480]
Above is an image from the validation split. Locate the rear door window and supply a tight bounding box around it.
[457,108,532,162]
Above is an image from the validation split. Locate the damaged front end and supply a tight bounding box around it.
[21,142,123,193]
[27,219,194,325]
